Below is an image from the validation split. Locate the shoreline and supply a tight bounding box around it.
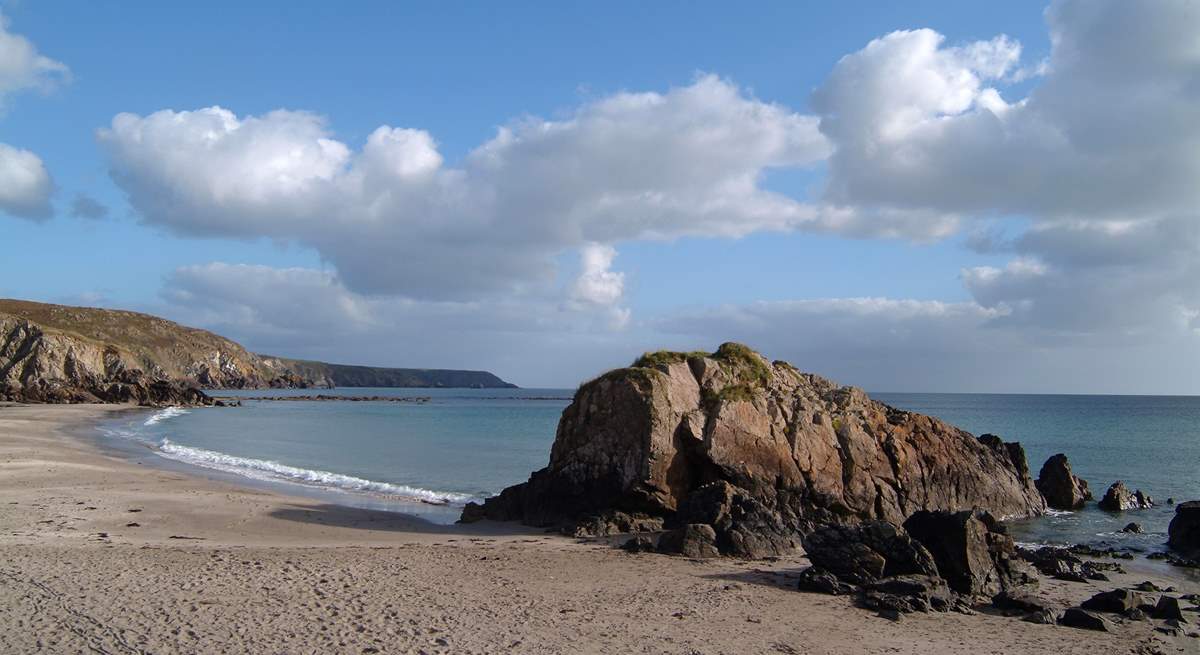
[0,403,1195,653]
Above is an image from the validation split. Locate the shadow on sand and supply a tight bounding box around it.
[267,502,548,538]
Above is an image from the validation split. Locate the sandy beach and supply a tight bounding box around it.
[0,403,1195,654]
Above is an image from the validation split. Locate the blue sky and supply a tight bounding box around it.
[3,1,1198,393]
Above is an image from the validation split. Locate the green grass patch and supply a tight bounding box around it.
[631,349,711,369]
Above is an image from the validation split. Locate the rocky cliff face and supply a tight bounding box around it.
[464,343,1046,541]
[0,300,304,406]
[1,299,515,406]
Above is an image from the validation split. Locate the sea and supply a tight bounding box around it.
[94,388,1200,552]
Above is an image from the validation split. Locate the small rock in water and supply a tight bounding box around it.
[1122,522,1143,534]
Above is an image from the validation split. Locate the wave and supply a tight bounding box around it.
[144,406,190,426]
[156,439,478,506]
[1043,508,1075,518]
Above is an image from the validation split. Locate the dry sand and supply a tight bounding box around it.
[0,403,1195,654]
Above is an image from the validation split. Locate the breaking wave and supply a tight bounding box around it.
[156,439,477,506]
[144,406,190,426]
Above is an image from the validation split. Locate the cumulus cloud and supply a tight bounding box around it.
[0,11,69,108]
[100,75,830,303]
[0,142,53,220]
[158,262,646,385]
[0,12,65,220]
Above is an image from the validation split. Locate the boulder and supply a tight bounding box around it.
[656,524,719,558]
[993,590,1058,616]
[802,521,938,585]
[858,575,954,614]
[674,480,798,558]
[796,567,855,596]
[1059,608,1112,632]
[1152,596,1186,621]
[1098,481,1152,511]
[620,536,656,553]
[1168,501,1200,555]
[902,509,1036,598]
[463,344,1047,540]
[1017,546,1110,582]
[1035,454,1092,510]
[1080,588,1152,614]
[1122,522,1143,534]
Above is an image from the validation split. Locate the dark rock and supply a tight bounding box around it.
[1017,546,1116,582]
[802,521,937,585]
[993,590,1057,615]
[858,575,954,614]
[796,566,855,596]
[675,481,797,557]
[1122,522,1143,534]
[571,511,664,537]
[621,536,656,553]
[1080,588,1150,614]
[903,509,1036,598]
[1098,481,1152,511]
[1125,608,1149,621]
[657,523,719,558]
[1035,454,1092,510]
[1168,500,1200,556]
[1135,581,1164,592]
[1023,608,1060,624]
[1153,596,1186,621]
[461,344,1046,535]
[1059,607,1111,631]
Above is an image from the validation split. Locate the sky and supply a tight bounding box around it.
[2,0,1198,393]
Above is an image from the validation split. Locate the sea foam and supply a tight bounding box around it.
[156,439,477,506]
[144,406,190,426]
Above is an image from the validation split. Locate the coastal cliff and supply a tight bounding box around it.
[0,299,515,405]
[464,343,1045,549]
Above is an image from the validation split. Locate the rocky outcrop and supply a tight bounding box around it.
[1035,454,1092,510]
[462,344,1046,550]
[902,510,1035,598]
[1097,481,1153,511]
[1168,501,1200,555]
[0,298,516,406]
[802,521,939,585]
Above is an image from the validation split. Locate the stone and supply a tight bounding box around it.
[620,536,656,553]
[462,344,1047,536]
[1122,522,1143,534]
[903,509,1036,598]
[570,511,664,537]
[1098,481,1152,511]
[1017,546,1113,582]
[802,521,938,585]
[675,480,797,558]
[858,575,954,614]
[993,590,1058,615]
[1023,609,1060,624]
[1059,608,1111,631]
[1080,588,1151,614]
[1153,596,1186,621]
[796,567,856,596]
[1035,454,1092,510]
[657,524,719,558]
[1168,501,1200,556]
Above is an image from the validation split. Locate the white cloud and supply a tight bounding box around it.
[0,11,69,108]
[0,142,53,220]
[100,75,830,303]
[0,12,63,220]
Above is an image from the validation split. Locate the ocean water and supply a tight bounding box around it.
[96,389,1199,550]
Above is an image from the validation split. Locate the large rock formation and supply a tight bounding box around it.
[463,344,1046,550]
[0,299,516,406]
[1168,501,1200,556]
[902,510,1035,598]
[1035,454,1092,510]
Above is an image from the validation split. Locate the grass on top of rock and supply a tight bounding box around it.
[701,383,758,412]
[712,342,772,388]
[631,350,711,369]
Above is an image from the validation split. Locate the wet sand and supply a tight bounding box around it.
[0,403,1194,654]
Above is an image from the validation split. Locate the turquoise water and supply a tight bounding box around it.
[97,389,1200,549]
